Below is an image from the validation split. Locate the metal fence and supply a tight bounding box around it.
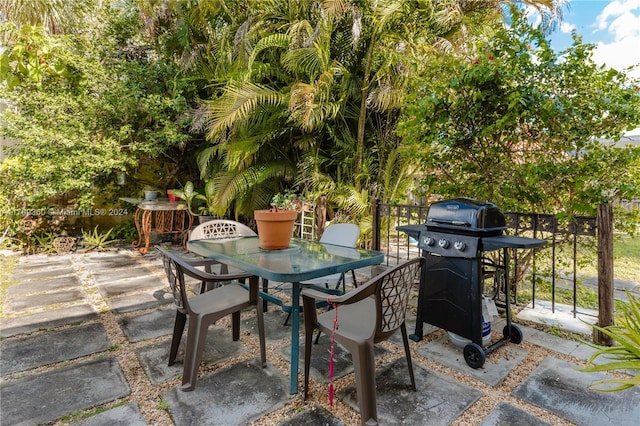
[614,198,640,211]
[371,199,599,317]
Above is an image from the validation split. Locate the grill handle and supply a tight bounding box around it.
[428,219,471,227]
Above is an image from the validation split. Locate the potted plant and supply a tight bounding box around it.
[173,180,218,223]
[254,190,300,249]
[194,179,218,223]
[167,189,179,202]
[172,181,197,213]
[142,186,160,202]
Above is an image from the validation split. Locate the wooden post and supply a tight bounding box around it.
[595,203,614,346]
[372,198,380,251]
[316,196,327,239]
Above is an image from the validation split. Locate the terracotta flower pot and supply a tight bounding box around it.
[254,209,298,249]
[167,189,179,202]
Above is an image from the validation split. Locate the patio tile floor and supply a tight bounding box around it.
[1,246,639,425]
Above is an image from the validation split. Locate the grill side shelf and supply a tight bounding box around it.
[481,235,547,252]
[395,224,426,241]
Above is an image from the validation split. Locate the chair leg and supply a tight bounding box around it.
[169,311,187,366]
[400,323,416,391]
[351,342,378,426]
[262,278,269,312]
[181,317,209,392]
[303,326,315,400]
[232,311,240,341]
[256,303,267,367]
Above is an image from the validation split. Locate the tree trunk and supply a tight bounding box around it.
[356,38,376,187]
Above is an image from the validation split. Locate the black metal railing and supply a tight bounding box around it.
[372,199,599,318]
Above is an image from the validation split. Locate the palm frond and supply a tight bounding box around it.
[371,0,404,31]
[200,81,286,139]
[248,33,291,71]
[579,290,640,392]
[213,162,296,215]
[282,43,328,79]
[287,19,315,48]
[321,0,350,16]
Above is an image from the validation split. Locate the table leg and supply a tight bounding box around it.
[289,282,301,394]
[139,210,153,254]
[132,207,144,251]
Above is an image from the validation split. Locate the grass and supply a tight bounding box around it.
[0,255,18,318]
[514,233,638,312]
[610,234,638,283]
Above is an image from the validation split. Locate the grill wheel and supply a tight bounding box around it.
[463,343,486,369]
[504,324,523,344]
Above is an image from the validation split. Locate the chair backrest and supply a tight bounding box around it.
[319,223,360,247]
[159,248,190,313]
[190,219,256,240]
[374,257,423,341]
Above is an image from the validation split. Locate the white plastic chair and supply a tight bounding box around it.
[190,219,257,240]
[302,223,361,292]
[187,220,257,292]
[278,223,361,327]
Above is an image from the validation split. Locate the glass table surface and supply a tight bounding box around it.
[187,236,384,394]
[188,236,383,282]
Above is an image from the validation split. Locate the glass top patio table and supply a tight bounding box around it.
[187,236,384,394]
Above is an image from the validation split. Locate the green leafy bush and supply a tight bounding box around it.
[580,290,640,392]
[82,226,114,252]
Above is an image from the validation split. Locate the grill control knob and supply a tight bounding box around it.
[438,238,450,249]
[424,236,435,246]
[454,241,466,251]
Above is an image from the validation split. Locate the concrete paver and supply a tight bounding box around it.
[162,361,290,425]
[342,359,482,426]
[1,247,639,426]
[107,289,173,313]
[7,274,82,296]
[10,263,73,281]
[280,338,389,384]
[135,326,248,385]
[516,300,597,335]
[94,275,163,298]
[416,334,530,386]
[119,308,176,342]
[91,266,158,283]
[0,303,98,337]
[0,357,130,425]
[513,357,640,425]
[479,402,552,426]
[0,323,110,375]
[5,288,86,313]
[281,405,346,426]
[71,402,147,426]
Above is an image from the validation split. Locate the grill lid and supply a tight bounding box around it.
[426,198,506,235]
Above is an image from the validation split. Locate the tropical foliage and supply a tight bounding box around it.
[0,4,199,233]
[150,0,505,219]
[1,0,637,242]
[398,7,640,217]
[580,290,640,392]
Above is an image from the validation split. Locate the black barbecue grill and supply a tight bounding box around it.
[398,198,546,369]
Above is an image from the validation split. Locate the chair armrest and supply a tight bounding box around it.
[166,250,222,268]
[301,281,375,306]
[301,288,338,302]
[158,247,255,283]
[178,259,255,282]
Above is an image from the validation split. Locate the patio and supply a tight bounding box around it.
[1,246,639,425]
